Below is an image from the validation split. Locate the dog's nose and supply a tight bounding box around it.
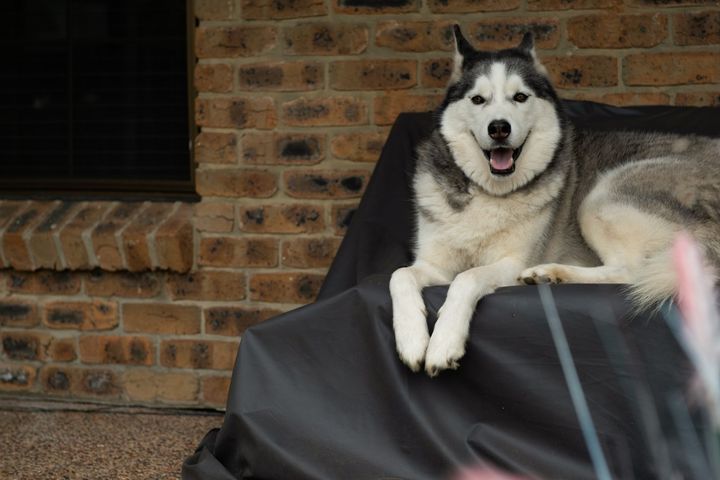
[488,120,511,140]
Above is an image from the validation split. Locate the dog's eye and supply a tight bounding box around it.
[513,93,529,103]
[470,95,485,105]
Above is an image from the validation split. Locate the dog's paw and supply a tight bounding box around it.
[423,319,467,377]
[518,264,564,285]
[393,302,429,372]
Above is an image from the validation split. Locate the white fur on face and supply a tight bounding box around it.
[440,61,562,196]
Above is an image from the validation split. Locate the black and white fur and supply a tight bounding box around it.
[390,26,720,376]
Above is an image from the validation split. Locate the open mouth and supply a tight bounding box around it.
[482,143,524,176]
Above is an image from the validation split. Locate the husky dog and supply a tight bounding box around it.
[390,25,720,376]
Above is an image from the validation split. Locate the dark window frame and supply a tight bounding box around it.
[0,0,198,202]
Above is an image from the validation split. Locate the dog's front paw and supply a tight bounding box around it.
[393,303,429,372]
[423,309,469,376]
[519,264,564,285]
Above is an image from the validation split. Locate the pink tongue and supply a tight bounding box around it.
[490,148,514,170]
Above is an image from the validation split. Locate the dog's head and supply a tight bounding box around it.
[439,26,564,196]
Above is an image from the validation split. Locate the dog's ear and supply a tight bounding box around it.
[450,25,474,84]
[518,31,549,76]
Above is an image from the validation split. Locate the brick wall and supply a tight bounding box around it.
[0,0,719,409]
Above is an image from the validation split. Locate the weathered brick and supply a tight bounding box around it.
[331,202,359,235]
[79,369,122,397]
[283,23,369,55]
[624,52,720,86]
[284,169,370,199]
[249,272,324,303]
[242,0,326,19]
[568,14,667,49]
[196,169,278,198]
[0,201,26,231]
[2,332,50,361]
[167,271,247,301]
[44,301,118,331]
[194,202,235,233]
[3,202,55,271]
[202,376,232,406]
[47,337,77,362]
[59,203,111,270]
[205,306,282,336]
[282,96,368,127]
[468,18,560,50]
[41,366,120,398]
[238,204,325,234]
[373,93,443,125]
[123,370,199,403]
[121,202,175,272]
[0,300,39,328]
[528,0,619,10]
[675,91,720,106]
[331,60,417,90]
[195,25,277,58]
[331,131,388,162]
[194,63,233,93]
[198,237,277,268]
[196,97,277,129]
[195,132,238,165]
[674,11,720,45]
[84,271,162,298]
[195,0,234,19]
[334,0,419,13]
[242,132,325,166]
[282,237,342,268]
[123,304,201,335]
[375,20,453,52]
[91,203,143,271]
[428,0,520,12]
[79,335,154,366]
[8,270,81,295]
[155,203,195,272]
[628,0,718,7]
[160,339,239,370]
[542,55,618,88]
[238,61,323,91]
[0,364,36,391]
[421,58,453,88]
[28,201,78,269]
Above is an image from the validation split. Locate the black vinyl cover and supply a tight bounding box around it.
[183,102,720,480]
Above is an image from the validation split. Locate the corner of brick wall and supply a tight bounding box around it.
[1,0,719,409]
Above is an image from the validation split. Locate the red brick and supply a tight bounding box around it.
[0,364,36,391]
[375,21,454,52]
[194,63,233,93]
[568,14,667,49]
[467,18,560,50]
[3,202,55,271]
[59,203,112,270]
[44,301,118,331]
[0,201,27,267]
[41,366,74,395]
[675,91,720,106]
[373,93,443,126]
[195,0,235,19]
[331,202,359,235]
[283,23,369,55]
[154,203,195,272]
[121,203,175,272]
[84,271,162,298]
[195,132,238,165]
[91,203,143,271]
[204,306,282,336]
[167,271,247,301]
[528,0,619,10]
[331,60,417,90]
[428,0,520,12]
[196,169,277,198]
[238,61,323,92]
[674,11,720,46]
[196,97,277,129]
[78,335,154,366]
[242,0,326,19]
[8,271,81,295]
[331,131,388,162]
[160,339,239,370]
[202,376,231,406]
[47,338,77,362]
[542,55,618,89]
[28,202,79,269]
[624,52,720,86]
[238,204,325,234]
[249,272,324,303]
[0,300,39,328]
[282,96,368,127]
[195,25,277,58]
[123,370,199,403]
[421,58,452,88]
[194,202,235,233]
[198,237,277,268]
[241,132,325,166]
[2,332,51,361]
[282,237,342,268]
[284,169,370,199]
[123,304,201,335]
[334,0,419,13]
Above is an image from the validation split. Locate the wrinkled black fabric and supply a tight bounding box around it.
[183,101,720,480]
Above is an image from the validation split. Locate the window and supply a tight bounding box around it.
[0,0,195,199]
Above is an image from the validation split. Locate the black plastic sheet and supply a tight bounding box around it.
[183,101,720,480]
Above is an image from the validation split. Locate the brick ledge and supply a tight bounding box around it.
[0,200,194,273]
